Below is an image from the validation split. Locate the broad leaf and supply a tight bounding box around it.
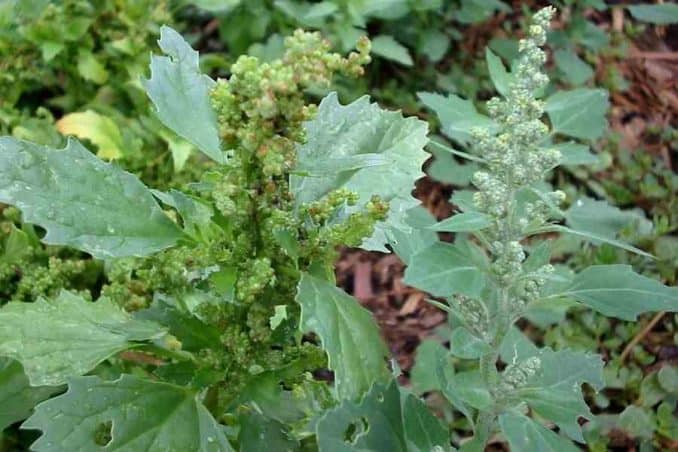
[537,224,653,258]
[499,411,579,452]
[485,48,512,96]
[499,327,539,364]
[565,197,651,239]
[296,273,390,400]
[371,35,413,66]
[387,206,438,265]
[152,189,216,241]
[291,92,429,252]
[446,371,492,410]
[552,142,598,166]
[410,339,452,394]
[316,379,450,452]
[0,291,167,386]
[545,88,609,140]
[428,211,492,233]
[0,358,56,430]
[0,137,184,259]
[238,411,299,451]
[554,49,593,85]
[135,296,221,353]
[23,375,233,451]
[545,265,678,321]
[403,242,485,298]
[418,92,495,145]
[517,348,604,442]
[627,4,678,25]
[144,26,224,163]
[449,327,490,359]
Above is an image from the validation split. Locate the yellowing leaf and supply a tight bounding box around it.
[56,111,124,160]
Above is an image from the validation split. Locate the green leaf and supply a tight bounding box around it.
[316,379,450,452]
[565,197,651,239]
[403,242,485,298]
[545,88,609,140]
[418,92,495,145]
[387,206,438,265]
[499,327,539,364]
[499,411,579,452]
[296,273,390,400]
[517,348,604,442]
[554,49,594,85]
[618,405,657,439]
[135,295,220,353]
[410,339,452,394]
[552,142,598,166]
[269,305,288,330]
[538,224,653,258]
[144,26,224,163]
[0,225,32,264]
[628,4,678,25]
[485,48,512,96]
[191,0,242,13]
[0,291,167,386]
[658,366,678,395]
[449,327,490,359]
[238,410,299,451]
[291,92,429,252]
[152,189,216,241]
[0,137,184,259]
[545,265,678,321]
[77,50,108,84]
[446,371,491,410]
[370,35,413,66]
[428,211,492,232]
[456,0,509,24]
[427,144,481,184]
[23,375,233,451]
[419,29,449,62]
[0,358,56,431]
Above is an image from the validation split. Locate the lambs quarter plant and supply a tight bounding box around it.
[0,24,452,450]
[403,7,678,451]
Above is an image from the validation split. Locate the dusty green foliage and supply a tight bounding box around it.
[0,24,443,451]
[405,7,678,451]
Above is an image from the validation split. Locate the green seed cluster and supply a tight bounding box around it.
[128,31,378,412]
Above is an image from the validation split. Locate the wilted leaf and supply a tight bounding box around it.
[56,111,125,160]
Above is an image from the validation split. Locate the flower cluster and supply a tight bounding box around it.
[470,7,562,289]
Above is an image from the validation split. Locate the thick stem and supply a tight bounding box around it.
[476,287,512,446]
